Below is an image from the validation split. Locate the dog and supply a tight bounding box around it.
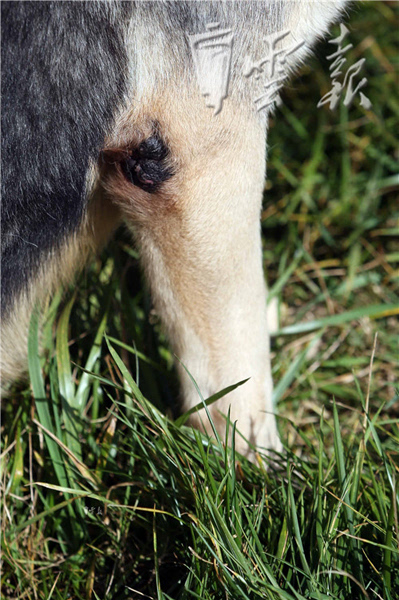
[1,1,348,458]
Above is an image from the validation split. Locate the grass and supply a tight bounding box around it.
[1,2,398,598]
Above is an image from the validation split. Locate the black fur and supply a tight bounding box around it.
[1,1,129,315]
[1,1,283,319]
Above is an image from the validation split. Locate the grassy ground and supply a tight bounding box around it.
[1,2,398,599]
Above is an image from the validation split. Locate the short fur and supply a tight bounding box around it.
[1,1,348,458]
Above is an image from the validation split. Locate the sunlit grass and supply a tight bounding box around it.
[1,3,398,598]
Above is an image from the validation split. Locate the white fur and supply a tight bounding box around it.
[116,1,348,458]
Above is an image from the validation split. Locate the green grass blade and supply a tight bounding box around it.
[175,378,250,427]
[276,303,399,336]
[28,308,69,491]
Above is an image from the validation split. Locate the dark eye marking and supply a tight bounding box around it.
[101,135,173,194]
[138,135,169,161]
